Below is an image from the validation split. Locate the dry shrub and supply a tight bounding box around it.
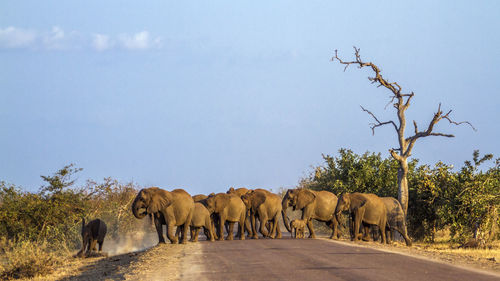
[0,237,67,280]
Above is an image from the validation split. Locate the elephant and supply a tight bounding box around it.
[76,218,107,257]
[335,192,388,244]
[240,189,282,239]
[132,187,194,244]
[227,187,253,237]
[290,219,306,239]
[192,193,215,203]
[227,187,250,197]
[204,193,247,240]
[187,202,215,242]
[282,188,340,239]
[380,197,412,246]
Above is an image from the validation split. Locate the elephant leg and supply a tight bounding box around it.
[177,225,184,241]
[250,214,258,239]
[306,219,316,238]
[266,221,272,233]
[275,222,282,239]
[218,216,226,241]
[238,217,246,240]
[189,226,195,242]
[209,223,216,241]
[245,216,252,237]
[362,224,371,241]
[166,222,178,244]
[192,227,200,242]
[362,224,374,241]
[154,215,166,244]
[181,211,193,244]
[259,214,270,238]
[270,216,278,238]
[379,219,387,244]
[211,216,219,240]
[225,222,230,237]
[329,217,339,239]
[175,226,182,240]
[353,209,365,241]
[227,221,235,240]
[88,239,97,255]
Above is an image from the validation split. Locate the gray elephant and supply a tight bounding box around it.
[335,192,388,244]
[132,187,194,244]
[204,193,247,240]
[282,188,340,239]
[241,189,282,239]
[380,197,412,246]
[76,218,107,257]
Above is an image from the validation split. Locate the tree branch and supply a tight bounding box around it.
[389,149,404,162]
[442,110,477,131]
[332,47,412,99]
[360,105,398,135]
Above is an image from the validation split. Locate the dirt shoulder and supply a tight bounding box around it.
[321,237,499,274]
[26,242,199,281]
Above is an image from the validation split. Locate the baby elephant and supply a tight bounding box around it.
[290,219,307,239]
[76,218,107,257]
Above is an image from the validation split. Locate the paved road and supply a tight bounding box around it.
[180,237,499,281]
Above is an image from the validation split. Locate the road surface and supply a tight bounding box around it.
[180,237,498,281]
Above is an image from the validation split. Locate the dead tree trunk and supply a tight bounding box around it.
[332,47,475,215]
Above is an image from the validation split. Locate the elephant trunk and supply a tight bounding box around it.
[281,195,293,232]
[282,209,291,232]
[335,206,343,229]
[131,196,146,219]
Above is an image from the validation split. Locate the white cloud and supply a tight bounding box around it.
[0,26,163,51]
[92,33,113,51]
[42,26,67,50]
[118,31,162,50]
[0,26,37,48]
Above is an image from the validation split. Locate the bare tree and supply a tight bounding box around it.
[331,47,475,214]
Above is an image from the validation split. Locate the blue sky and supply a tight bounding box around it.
[1,1,499,194]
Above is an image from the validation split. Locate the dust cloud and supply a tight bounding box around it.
[103,218,159,256]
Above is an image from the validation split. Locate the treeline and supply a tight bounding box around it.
[300,149,500,243]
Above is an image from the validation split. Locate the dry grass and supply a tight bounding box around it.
[0,238,68,280]
[412,240,500,263]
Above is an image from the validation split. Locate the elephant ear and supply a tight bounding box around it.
[251,192,266,211]
[147,188,172,214]
[215,194,231,213]
[351,195,367,211]
[296,189,316,210]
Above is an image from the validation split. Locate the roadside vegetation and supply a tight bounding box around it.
[0,165,145,280]
[301,149,499,245]
[0,150,498,279]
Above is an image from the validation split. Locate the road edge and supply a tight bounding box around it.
[320,238,500,278]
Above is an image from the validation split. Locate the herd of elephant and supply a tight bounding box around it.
[78,187,412,257]
[130,187,412,247]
